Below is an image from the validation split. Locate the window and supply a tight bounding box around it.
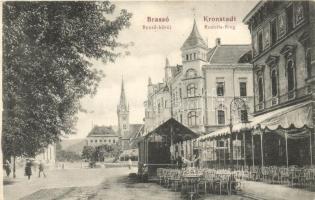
[186,54,189,61]
[123,124,127,129]
[271,20,277,45]
[180,114,183,123]
[287,59,295,92]
[193,53,196,60]
[187,84,197,97]
[189,54,192,60]
[258,31,263,53]
[100,140,102,142]
[104,139,107,142]
[286,4,294,32]
[95,140,97,143]
[109,139,111,143]
[240,110,248,122]
[216,82,225,96]
[271,69,278,97]
[217,110,225,125]
[90,140,93,143]
[113,140,115,143]
[240,82,247,97]
[164,100,167,108]
[188,111,197,126]
[258,76,264,103]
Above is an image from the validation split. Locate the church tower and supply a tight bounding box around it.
[117,77,129,138]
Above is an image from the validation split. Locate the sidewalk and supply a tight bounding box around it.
[241,181,315,200]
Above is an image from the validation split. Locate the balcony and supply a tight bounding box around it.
[255,85,312,113]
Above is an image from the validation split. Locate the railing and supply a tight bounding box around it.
[255,85,312,112]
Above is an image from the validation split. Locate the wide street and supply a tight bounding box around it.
[4,164,251,200]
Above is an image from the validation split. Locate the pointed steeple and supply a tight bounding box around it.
[181,19,207,50]
[165,57,170,67]
[118,76,127,111]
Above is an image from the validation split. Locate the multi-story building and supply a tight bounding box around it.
[86,126,119,147]
[203,38,253,133]
[144,19,253,136]
[243,0,315,166]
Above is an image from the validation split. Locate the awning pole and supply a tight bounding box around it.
[236,133,239,169]
[243,131,246,167]
[310,132,313,167]
[285,131,288,169]
[260,132,264,167]
[224,139,226,169]
[251,133,254,168]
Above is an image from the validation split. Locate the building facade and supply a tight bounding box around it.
[144,19,254,136]
[243,0,315,166]
[203,39,253,133]
[86,126,119,147]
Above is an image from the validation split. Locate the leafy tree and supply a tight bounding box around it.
[81,146,96,161]
[2,1,132,177]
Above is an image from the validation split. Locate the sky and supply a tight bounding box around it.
[69,1,259,139]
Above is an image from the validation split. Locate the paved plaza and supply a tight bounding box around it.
[2,164,314,200]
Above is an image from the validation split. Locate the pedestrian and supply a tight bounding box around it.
[4,160,11,177]
[128,158,132,170]
[25,159,32,180]
[38,160,46,178]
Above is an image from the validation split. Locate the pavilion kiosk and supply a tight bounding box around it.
[137,118,198,181]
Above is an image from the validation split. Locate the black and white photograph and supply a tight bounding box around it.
[2,1,315,199]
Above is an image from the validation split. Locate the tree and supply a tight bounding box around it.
[81,146,96,161]
[2,1,132,177]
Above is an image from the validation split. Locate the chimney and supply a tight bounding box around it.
[216,38,221,46]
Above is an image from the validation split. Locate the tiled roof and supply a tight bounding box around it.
[181,19,207,50]
[87,126,117,137]
[208,45,251,64]
[123,124,143,140]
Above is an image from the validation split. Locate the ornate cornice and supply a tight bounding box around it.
[280,44,297,57]
[265,55,279,66]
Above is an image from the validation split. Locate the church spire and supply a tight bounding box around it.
[118,76,127,111]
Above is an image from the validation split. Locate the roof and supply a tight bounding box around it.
[87,126,117,137]
[181,19,207,50]
[122,124,143,140]
[142,118,199,143]
[208,45,252,64]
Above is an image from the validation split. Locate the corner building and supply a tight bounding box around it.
[144,19,254,137]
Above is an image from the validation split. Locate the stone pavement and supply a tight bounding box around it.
[241,181,315,200]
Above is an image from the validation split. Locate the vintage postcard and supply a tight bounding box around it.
[2,1,315,200]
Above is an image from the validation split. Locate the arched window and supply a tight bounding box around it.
[187,111,197,126]
[271,69,278,97]
[306,49,312,79]
[287,59,295,92]
[186,69,197,78]
[258,76,264,103]
[187,83,197,97]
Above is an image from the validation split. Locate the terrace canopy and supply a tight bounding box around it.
[198,101,313,141]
